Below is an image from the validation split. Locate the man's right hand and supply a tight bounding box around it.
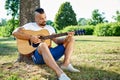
[30,35,41,44]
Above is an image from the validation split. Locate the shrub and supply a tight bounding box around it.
[110,22,120,36]
[0,19,19,37]
[1,25,11,37]
[81,25,94,35]
[60,26,76,33]
[60,25,94,35]
[94,22,120,36]
[0,27,3,36]
[94,23,111,36]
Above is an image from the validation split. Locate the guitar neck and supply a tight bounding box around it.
[39,29,85,40]
[40,32,68,40]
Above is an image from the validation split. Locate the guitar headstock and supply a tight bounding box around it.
[74,29,85,35]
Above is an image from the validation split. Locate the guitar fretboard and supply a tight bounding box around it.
[40,32,68,40]
[39,29,85,40]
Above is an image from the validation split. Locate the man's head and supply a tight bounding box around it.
[34,8,46,27]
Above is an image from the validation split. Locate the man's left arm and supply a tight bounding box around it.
[52,32,74,45]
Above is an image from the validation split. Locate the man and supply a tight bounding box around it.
[12,8,80,80]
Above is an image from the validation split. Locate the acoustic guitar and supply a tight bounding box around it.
[16,29,85,55]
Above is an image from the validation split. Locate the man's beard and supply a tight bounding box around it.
[39,22,46,26]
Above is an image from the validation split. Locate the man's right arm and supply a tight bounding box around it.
[12,27,31,40]
[12,27,41,44]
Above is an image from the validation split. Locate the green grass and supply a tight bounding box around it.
[0,36,120,80]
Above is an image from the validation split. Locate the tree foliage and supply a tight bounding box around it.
[112,10,120,22]
[5,0,20,19]
[54,2,77,30]
[78,18,87,26]
[94,22,120,36]
[88,9,108,25]
[46,20,53,25]
[5,0,20,35]
[1,19,19,37]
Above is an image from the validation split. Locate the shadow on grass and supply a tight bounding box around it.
[0,44,17,55]
[0,37,17,55]
[0,37,15,42]
[0,61,120,80]
[33,62,120,80]
[65,65,120,80]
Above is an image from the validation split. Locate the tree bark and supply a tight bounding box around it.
[20,0,40,26]
[17,0,40,63]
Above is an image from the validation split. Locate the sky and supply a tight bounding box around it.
[0,0,120,22]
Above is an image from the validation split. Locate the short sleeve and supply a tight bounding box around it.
[45,25,56,35]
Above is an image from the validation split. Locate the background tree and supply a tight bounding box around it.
[5,0,40,35]
[5,0,20,35]
[5,0,19,19]
[0,18,7,26]
[112,10,120,22]
[88,9,108,25]
[77,18,87,26]
[54,2,77,30]
[1,19,19,37]
[46,20,53,26]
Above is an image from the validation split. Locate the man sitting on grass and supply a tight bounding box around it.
[12,8,80,80]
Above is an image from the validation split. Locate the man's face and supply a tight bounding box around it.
[35,13,47,26]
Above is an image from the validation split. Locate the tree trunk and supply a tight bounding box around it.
[20,0,40,26]
[17,0,40,63]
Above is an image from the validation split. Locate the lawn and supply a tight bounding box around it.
[0,36,120,80]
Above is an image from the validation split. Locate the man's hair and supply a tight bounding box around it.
[35,8,44,14]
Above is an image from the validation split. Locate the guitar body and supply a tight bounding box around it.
[17,29,51,55]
